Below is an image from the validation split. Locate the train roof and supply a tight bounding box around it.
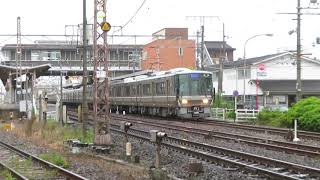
[116,68,212,84]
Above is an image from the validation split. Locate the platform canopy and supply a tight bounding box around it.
[0,64,51,85]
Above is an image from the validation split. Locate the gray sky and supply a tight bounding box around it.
[1,0,320,60]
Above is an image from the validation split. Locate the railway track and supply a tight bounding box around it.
[200,119,320,141]
[0,140,87,180]
[66,111,320,179]
[110,124,320,180]
[110,114,320,158]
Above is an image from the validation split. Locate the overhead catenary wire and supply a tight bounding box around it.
[112,0,147,34]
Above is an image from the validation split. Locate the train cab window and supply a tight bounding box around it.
[178,73,212,96]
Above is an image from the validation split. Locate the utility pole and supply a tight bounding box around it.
[59,57,64,126]
[82,0,89,138]
[278,0,320,102]
[218,23,225,95]
[296,0,302,102]
[186,16,223,70]
[200,25,204,70]
[16,16,22,103]
[93,0,112,146]
[196,30,201,69]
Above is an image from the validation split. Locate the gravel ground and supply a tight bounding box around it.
[118,121,320,169]
[111,131,263,180]
[0,128,149,180]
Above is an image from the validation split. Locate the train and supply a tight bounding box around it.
[48,68,214,119]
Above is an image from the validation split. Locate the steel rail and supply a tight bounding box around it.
[111,115,320,157]
[111,126,320,180]
[0,141,88,180]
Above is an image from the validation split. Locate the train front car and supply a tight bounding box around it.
[176,71,213,119]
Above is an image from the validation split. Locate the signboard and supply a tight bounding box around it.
[233,90,239,97]
[257,72,267,77]
[258,64,265,71]
[257,64,267,77]
[101,22,111,32]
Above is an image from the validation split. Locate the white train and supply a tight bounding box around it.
[49,68,214,119]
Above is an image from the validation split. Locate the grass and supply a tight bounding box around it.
[0,169,16,180]
[39,152,70,168]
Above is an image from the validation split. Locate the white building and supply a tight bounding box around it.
[208,52,320,110]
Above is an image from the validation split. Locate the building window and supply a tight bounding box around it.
[178,47,183,56]
[238,68,251,79]
[31,50,61,61]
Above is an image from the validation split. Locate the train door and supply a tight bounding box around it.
[166,79,170,114]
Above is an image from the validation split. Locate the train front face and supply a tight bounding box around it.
[176,72,213,119]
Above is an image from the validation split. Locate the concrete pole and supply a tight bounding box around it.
[293,119,300,142]
[155,142,161,169]
[296,0,302,102]
[200,25,204,70]
[39,94,42,121]
[82,0,89,138]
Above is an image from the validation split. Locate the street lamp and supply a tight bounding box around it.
[242,33,273,106]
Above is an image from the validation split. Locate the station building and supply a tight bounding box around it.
[1,40,143,77]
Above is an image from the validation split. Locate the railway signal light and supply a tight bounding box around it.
[150,130,167,143]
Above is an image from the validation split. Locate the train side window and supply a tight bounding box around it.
[131,85,136,96]
[143,84,151,95]
[125,86,130,96]
[116,86,121,96]
[156,82,165,95]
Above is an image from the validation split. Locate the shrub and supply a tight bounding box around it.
[257,110,287,127]
[287,97,320,132]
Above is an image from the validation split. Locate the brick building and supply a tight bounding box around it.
[142,28,196,71]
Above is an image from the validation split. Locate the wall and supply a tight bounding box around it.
[142,39,196,71]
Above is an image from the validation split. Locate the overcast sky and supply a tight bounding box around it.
[1,0,320,60]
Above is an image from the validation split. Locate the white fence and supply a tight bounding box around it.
[235,109,259,121]
[211,108,226,120]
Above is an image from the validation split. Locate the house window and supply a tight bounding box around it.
[238,68,251,79]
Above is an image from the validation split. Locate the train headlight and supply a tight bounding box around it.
[202,98,209,104]
[181,99,188,104]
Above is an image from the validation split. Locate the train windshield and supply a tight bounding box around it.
[178,73,212,96]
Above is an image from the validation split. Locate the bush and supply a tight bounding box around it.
[287,97,320,132]
[257,110,288,127]
[257,97,320,132]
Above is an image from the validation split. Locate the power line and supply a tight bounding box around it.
[113,0,147,33]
